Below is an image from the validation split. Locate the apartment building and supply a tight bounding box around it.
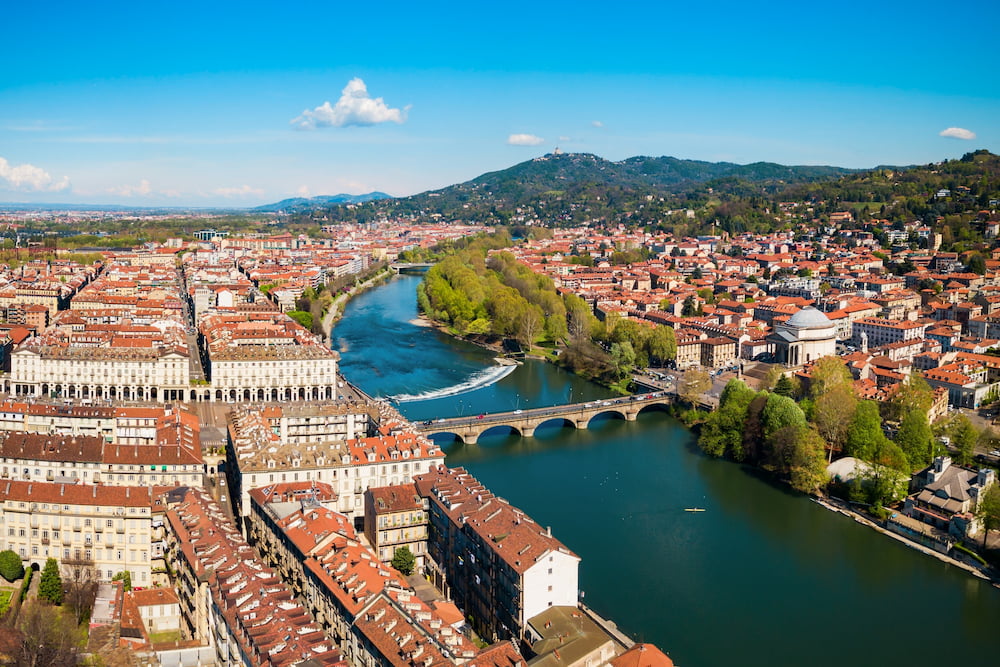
[851,317,927,348]
[226,405,444,524]
[414,466,580,643]
[164,486,344,667]
[364,483,429,568]
[0,481,155,585]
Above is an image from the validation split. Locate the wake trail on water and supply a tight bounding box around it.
[389,364,517,402]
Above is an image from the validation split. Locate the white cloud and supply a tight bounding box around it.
[296,185,311,197]
[107,179,153,197]
[507,133,545,146]
[213,184,264,198]
[591,120,604,128]
[0,157,69,192]
[940,127,976,140]
[291,78,408,130]
[558,136,571,142]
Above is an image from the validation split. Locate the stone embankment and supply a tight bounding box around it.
[812,496,1000,587]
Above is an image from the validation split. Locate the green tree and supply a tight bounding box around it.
[38,557,63,605]
[0,549,24,582]
[845,400,886,461]
[678,369,712,407]
[516,304,544,347]
[950,415,978,467]
[788,426,830,494]
[609,341,636,380]
[773,375,796,398]
[287,310,314,331]
[112,570,132,592]
[975,484,1000,547]
[807,356,853,399]
[391,546,416,576]
[895,409,934,470]
[967,252,987,275]
[761,393,806,438]
[699,379,755,459]
[761,366,785,392]
[765,424,829,493]
[884,374,934,422]
[647,325,676,364]
[813,384,858,462]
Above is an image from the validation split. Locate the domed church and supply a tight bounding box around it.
[767,307,837,367]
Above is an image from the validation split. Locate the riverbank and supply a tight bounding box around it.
[320,267,394,344]
[812,495,1000,586]
[333,272,1000,667]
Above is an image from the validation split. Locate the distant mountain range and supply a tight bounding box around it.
[252,192,392,213]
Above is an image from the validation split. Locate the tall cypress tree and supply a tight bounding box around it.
[38,557,63,605]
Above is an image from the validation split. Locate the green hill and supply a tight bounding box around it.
[305,152,856,226]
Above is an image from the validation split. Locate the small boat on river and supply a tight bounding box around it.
[684,507,706,512]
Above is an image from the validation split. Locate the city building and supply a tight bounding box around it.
[414,466,580,643]
[226,404,444,524]
[164,486,343,667]
[364,483,429,568]
[0,480,156,584]
[766,307,837,366]
[904,456,996,538]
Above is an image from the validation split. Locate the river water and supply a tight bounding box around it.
[334,274,1000,667]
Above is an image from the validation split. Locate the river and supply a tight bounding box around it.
[334,274,1000,667]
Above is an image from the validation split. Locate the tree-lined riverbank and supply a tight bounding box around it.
[332,274,1000,667]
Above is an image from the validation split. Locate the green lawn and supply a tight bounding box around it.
[149,630,182,644]
[0,588,15,615]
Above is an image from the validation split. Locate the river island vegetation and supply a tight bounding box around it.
[416,233,676,390]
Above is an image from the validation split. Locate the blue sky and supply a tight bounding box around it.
[3,0,998,207]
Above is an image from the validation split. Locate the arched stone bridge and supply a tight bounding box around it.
[414,393,674,444]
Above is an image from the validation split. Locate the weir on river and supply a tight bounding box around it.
[334,274,1000,667]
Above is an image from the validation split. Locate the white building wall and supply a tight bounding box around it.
[521,550,579,625]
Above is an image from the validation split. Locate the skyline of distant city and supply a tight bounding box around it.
[3,0,998,207]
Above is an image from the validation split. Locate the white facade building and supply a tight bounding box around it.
[767,307,838,367]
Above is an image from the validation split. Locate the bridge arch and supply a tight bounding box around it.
[635,401,673,416]
[427,431,469,446]
[584,409,628,425]
[532,416,582,434]
[476,424,524,440]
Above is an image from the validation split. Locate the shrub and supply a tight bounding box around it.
[0,550,24,582]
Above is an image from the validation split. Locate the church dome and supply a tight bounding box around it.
[786,307,832,329]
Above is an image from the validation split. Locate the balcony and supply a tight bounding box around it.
[95,524,104,533]
[41,537,49,545]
